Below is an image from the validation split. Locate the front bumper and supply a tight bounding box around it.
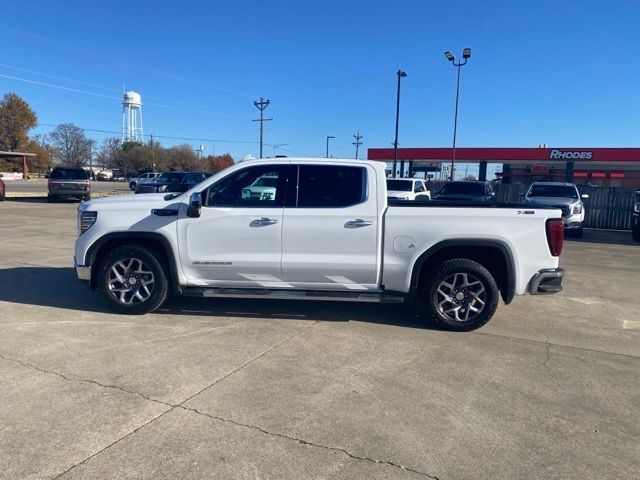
[529,268,565,295]
[74,256,91,287]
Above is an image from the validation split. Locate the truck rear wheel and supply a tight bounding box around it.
[97,244,168,315]
[419,258,499,331]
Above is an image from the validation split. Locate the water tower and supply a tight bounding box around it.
[122,91,144,142]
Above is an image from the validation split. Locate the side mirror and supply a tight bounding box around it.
[581,194,589,200]
[187,192,202,218]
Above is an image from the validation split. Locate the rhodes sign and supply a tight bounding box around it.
[549,149,593,160]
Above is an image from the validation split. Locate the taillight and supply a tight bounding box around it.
[546,219,564,257]
[85,180,90,189]
[48,178,52,188]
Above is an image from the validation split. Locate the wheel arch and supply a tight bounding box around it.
[85,232,181,295]
[409,239,516,304]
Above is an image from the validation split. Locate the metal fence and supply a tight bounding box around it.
[425,181,637,230]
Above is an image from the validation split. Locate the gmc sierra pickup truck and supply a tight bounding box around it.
[74,159,565,331]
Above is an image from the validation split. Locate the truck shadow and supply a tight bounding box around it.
[0,266,438,330]
[566,229,636,246]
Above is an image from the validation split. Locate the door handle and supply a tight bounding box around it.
[345,219,373,228]
[251,217,279,226]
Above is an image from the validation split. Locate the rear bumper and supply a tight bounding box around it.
[74,256,92,288]
[529,268,565,295]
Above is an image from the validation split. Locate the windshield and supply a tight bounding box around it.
[439,182,485,196]
[157,172,185,184]
[252,177,278,187]
[528,185,578,199]
[50,169,87,180]
[386,179,413,191]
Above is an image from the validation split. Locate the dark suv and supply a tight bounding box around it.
[633,190,640,242]
[135,172,209,194]
[48,167,91,202]
[432,180,496,202]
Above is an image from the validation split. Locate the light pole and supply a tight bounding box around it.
[392,69,407,178]
[326,136,335,158]
[272,143,288,156]
[444,48,471,181]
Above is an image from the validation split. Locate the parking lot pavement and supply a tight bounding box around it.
[3,179,131,197]
[0,199,638,480]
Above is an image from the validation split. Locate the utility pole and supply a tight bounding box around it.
[352,131,363,159]
[326,136,335,158]
[150,133,155,170]
[252,97,272,158]
[393,70,407,178]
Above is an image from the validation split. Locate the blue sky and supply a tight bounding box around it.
[2,0,639,164]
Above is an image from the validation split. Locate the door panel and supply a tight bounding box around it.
[177,163,291,287]
[281,164,379,289]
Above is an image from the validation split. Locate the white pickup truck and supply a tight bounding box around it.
[75,159,565,330]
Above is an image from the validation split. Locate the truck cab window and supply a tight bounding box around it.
[297,165,366,207]
[205,165,287,207]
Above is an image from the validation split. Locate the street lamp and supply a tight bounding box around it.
[272,144,288,156]
[326,136,335,158]
[444,48,471,181]
[392,69,407,178]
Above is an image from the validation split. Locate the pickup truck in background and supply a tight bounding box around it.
[523,182,588,237]
[74,159,565,331]
[386,178,431,201]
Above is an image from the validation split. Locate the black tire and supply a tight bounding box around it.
[0,191,5,201]
[419,258,499,331]
[97,244,168,315]
[633,227,640,242]
[83,193,91,202]
[129,182,137,191]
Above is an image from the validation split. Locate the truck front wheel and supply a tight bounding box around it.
[97,244,168,315]
[419,258,499,331]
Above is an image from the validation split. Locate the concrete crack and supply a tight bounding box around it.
[543,340,552,377]
[178,405,441,480]
[0,353,174,407]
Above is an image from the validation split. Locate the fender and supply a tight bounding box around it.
[408,239,516,304]
[84,231,182,295]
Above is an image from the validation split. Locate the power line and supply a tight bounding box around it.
[0,72,240,118]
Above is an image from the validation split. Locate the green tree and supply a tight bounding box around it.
[0,93,37,151]
[49,123,95,167]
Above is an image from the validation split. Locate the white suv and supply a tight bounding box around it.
[129,172,160,191]
[524,182,588,237]
[386,178,431,200]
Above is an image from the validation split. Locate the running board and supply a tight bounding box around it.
[182,287,405,303]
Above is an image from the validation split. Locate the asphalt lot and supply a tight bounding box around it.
[0,199,638,480]
[3,179,131,196]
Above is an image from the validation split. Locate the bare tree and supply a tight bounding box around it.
[49,123,94,167]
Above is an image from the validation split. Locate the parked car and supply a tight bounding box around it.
[48,167,90,202]
[523,182,587,237]
[432,181,496,202]
[135,172,208,194]
[74,158,565,331]
[386,178,431,200]
[632,190,640,242]
[129,172,160,191]
[242,174,278,200]
[0,175,5,201]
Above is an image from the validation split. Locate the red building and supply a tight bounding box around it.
[367,147,640,187]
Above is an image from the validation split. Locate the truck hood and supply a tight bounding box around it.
[524,196,578,207]
[79,192,183,211]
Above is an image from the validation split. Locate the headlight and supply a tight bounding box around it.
[79,211,97,235]
[158,185,168,192]
[634,202,640,213]
[573,203,582,215]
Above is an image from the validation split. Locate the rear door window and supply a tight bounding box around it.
[50,169,87,180]
[296,165,366,208]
